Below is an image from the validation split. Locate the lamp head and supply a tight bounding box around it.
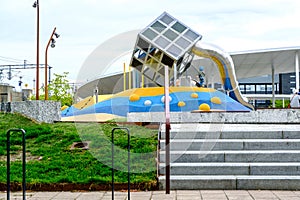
[54,33,60,38]
[51,39,56,48]
[32,1,37,8]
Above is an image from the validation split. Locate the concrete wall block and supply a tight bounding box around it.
[11,100,61,123]
[237,176,300,190]
[159,176,237,190]
[128,110,300,123]
[287,109,300,122]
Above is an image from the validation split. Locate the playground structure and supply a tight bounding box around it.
[62,12,254,120]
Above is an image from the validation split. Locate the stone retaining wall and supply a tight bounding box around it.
[10,100,61,123]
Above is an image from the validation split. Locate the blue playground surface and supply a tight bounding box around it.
[62,87,251,118]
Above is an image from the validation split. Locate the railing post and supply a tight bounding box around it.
[164,65,171,194]
[6,102,11,112]
[7,129,26,200]
[111,127,130,200]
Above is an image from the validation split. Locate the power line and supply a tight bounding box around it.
[0,58,22,64]
[0,63,53,82]
[0,55,24,62]
[0,63,51,69]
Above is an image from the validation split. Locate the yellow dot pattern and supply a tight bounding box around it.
[178,101,186,107]
[129,94,140,102]
[210,96,222,104]
[191,93,198,98]
[199,103,210,111]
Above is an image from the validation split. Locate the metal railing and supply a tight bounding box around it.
[111,127,130,200]
[1,102,11,112]
[7,128,26,200]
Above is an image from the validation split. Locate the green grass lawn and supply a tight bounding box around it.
[0,113,158,189]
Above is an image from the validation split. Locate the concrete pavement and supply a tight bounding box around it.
[2,190,300,200]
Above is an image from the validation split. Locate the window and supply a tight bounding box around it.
[184,30,200,41]
[151,21,166,33]
[154,36,170,48]
[239,85,245,91]
[266,85,273,92]
[175,37,191,49]
[245,85,255,92]
[163,29,179,41]
[256,85,266,92]
[172,22,187,33]
[159,14,174,25]
[167,44,182,58]
[142,29,158,41]
[137,38,150,52]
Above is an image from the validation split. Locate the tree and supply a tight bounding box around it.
[47,72,73,106]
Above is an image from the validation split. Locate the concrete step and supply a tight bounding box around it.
[158,123,300,190]
[159,163,300,176]
[160,123,300,133]
[160,130,284,140]
[159,150,300,163]
[158,175,300,190]
[160,124,300,139]
[160,139,300,150]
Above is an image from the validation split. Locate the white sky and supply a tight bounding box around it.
[1,0,300,90]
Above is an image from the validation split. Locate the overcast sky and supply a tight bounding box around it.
[1,0,300,89]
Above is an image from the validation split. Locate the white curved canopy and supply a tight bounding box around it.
[231,46,300,79]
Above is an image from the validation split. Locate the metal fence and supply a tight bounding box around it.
[0,102,11,112]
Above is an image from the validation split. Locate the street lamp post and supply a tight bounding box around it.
[45,27,59,100]
[33,0,39,100]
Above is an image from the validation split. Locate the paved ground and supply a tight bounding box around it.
[2,190,300,200]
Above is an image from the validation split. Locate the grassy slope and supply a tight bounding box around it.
[0,113,158,186]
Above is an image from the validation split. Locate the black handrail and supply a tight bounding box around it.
[7,128,26,200]
[111,127,130,200]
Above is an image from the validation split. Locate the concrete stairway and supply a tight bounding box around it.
[158,123,300,190]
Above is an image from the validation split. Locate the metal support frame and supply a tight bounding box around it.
[111,127,130,200]
[271,64,275,108]
[123,63,126,91]
[45,27,57,100]
[7,129,26,200]
[164,65,171,194]
[296,52,299,92]
[35,0,40,100]
[173,63,177,86]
